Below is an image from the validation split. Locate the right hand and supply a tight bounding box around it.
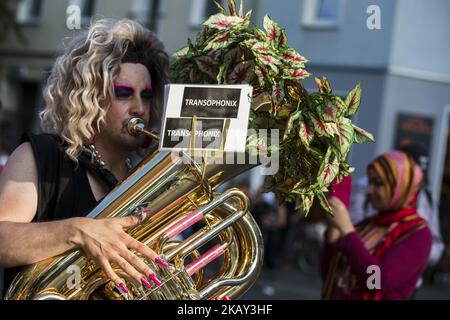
[71,214,168,294]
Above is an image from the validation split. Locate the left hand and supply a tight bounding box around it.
[325,196,355,236]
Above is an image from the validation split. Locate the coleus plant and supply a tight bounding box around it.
[170,0,374,214]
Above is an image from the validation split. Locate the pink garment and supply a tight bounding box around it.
[328,175,352,209]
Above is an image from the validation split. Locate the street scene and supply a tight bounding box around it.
[1,0,450,302]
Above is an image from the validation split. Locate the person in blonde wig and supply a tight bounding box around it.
[0,19,170,298]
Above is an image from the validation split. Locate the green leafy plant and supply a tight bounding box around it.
[171,0,374,214]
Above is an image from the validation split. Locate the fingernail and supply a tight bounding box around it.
[148,272,162,286]
[155,257,169,268]
[119,282,129,294]
[141,276,153,289]
[116,283,129,299]
[222,295,230,300]
[143,208,153,214]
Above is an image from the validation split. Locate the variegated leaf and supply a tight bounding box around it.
[278,29,287,48]
[310,114,328,136]
[204,32,230,51]
[228,61,254,83]
[252,42,272,55]
[173,46,189,59]
[345,83,362,116]
[284,109,301,137]
[301,194,314,214]
[272,81,285,103]
[318,148,339,186]
[283,49,306,67]
[195,56,218,78]
[263,15,281,44]
[283,68,309,80]
[336,118,354,156]
[317,191,332,213]
[257,54,280,73]
[255,66,269,87]
[203,14,243,30]
[299,119,314,146]
[353,124,375,143]
[322,102,338,122]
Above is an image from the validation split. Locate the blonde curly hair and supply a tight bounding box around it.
[40,18,169,160]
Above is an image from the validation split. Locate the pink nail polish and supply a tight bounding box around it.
[118,283,129,294]
[155,257,169,268]
[141,276,153,289]
[148,273,162,286]
[222,295,230,300]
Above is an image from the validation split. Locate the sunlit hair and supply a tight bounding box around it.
[40,18,169,160]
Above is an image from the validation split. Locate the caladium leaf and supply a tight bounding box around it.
[283,68,309,80]
[345,83,362,116]
[257,54,280,73]
[353,124,375,143]
[263,15,281,45]
[299,119,314,146]
[204,32,230,50]
[252,42,272,55]
[195,56,218,79]
[203,14,243,30]
[272,81,285,103]
[336,118,354,157]
[283,49,306,67]
[318,148,339,186]
[255,65,269,87]
[228,61,254,83]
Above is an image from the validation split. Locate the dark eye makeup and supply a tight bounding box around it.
[113,85,153,100]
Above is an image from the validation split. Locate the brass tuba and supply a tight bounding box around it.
[5,118,263,300]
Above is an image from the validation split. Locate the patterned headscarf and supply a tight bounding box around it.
[367,150,424,211]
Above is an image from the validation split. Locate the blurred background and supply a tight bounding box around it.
[0,0,450,299]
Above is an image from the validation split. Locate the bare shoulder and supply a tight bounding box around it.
[0,142,38,222]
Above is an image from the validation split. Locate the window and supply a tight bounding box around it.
[127,0,164,32]
[16,0,44,25]
[302,0,344,29]
[189,0,226,27]
[68,0,96,25]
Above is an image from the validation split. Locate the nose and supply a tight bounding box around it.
[130,96,147,118]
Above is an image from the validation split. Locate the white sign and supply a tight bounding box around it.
[159,84,252,153]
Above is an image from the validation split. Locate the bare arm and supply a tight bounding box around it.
[0,142,75,266]
[0,143,168,291]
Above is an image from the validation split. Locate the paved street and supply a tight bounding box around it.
[241,267,450,300]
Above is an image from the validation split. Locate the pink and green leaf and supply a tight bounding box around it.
[272,81,285,103]
[195,56,218,78]
[257,54,280,73]
[299,119,314,146]
[263,15,281,44]
[353,124,375,143]
[204,32,230,50]
[228,61,254,83]
[283,49,306,67]
[345,83,362,116]
[203,14,243,30]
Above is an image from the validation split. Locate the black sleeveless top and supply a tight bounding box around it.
[26,133,99,221]
[3,133,111,294]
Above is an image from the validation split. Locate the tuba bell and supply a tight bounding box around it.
[5,118,264,300]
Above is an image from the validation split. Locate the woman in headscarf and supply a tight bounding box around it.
[321,150,432,300]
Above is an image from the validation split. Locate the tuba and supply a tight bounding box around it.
[5,118,263,300]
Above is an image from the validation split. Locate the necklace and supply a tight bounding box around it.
[84,144,132,172]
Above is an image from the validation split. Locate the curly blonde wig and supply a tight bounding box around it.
[40,18,169,160]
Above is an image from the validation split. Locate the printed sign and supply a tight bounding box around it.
[160,84,252,152]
